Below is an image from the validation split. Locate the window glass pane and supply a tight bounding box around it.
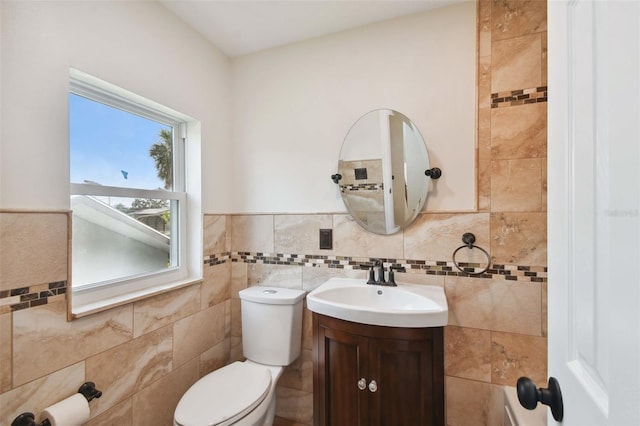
[71,195,178,287]
[69,93,174,191]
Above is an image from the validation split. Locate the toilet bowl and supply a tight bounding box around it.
[174,361,283,426]
[174,286,305,426]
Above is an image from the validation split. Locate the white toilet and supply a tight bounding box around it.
[174,286,306,426]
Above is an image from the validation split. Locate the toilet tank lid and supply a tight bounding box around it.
[239,286,306,305]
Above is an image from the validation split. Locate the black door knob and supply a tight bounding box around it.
[517,376,564,421]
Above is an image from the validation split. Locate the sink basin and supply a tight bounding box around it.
[306,277,448,327]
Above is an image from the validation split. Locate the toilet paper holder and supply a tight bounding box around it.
[11,382,102,426]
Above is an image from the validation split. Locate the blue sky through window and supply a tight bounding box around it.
[69,93,171,191]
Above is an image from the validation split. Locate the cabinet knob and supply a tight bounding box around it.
[358,378,367,391]
[368,380,378,393]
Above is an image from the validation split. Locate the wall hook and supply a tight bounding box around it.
[425,168,442,179]
[331,173,342,184]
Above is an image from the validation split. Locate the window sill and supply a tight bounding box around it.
[70,277,202,320]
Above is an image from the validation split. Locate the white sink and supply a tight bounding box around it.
[306,277,448,328]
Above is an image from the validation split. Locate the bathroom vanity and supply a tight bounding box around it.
[312,313,444,425]
[307,277,448,425]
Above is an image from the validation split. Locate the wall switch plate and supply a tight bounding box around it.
[354,167,368,180]
[319,229,333,250]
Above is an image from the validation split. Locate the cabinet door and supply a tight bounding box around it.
[368,333,444,426]
[313,314,444,426]
[315,319,370,425]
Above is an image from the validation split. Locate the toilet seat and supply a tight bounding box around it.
[174,361,272,426]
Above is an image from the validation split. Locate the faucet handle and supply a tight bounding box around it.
[387,266,405,286]
[367,266,376,284]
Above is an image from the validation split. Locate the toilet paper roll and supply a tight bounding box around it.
[40,393,90,426]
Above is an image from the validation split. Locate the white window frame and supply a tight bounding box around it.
[69,69,201,317]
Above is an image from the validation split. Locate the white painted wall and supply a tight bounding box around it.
[230,2,476,213]
[1,1,476,215]
[0,1,232,213]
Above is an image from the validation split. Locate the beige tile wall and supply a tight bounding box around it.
[0,1,546,425]
[0,212,232,425]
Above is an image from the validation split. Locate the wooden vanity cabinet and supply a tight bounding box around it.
[312,313,444,426]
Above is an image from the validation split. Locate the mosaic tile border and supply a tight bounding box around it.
[491,86,547,108]
[339,183,383,192]
[1,252,546,313]
[205,252,547,283]
[0,281,67,313]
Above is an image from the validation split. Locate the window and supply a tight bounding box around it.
[69,70,200,315]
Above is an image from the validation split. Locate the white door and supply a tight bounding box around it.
[547,0,640,424]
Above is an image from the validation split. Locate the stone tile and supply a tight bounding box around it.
[202,262,231,309]
[247,264,303,291]
[541,30,548,86]
[541,282,547,337]
[541,155,547,211]
[478,56,492,109]
[445,276,542,336]
[85,398,132,426]
[275,386,313,426]
[0,212,68,291]
[86,326,173,417]
[203,214,230,256]
[274,416,308,426]
[445,376,504,426]
[444,326,492,382]
[231,298,242,338]
[492,33,542,93]
[0,312,11,393]
[478,0,492,57]
[404,213,491,263]
[231,215,274,253]
[478,107,492,212]
[302,306,313,351]
[332,214,403,260]
[491,102,547,159]
[275,214,333,256]
[0,362,84,426]
[131,358,199,426]
[301,266,365,293]
[490,212,547,266]
[230,335,243,363]
[173,303,226,368]
[133,284,200,337]
[231,261,248,298]
[390,271,445,287]
[12,302,132,386]
[491,331,547,386]
[279,348,313,393]
[199,338,230,377]
[490,158,543,212]
[224,299,232,338]
[492,0,546,41]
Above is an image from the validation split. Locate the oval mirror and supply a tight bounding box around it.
[336,109,434,235]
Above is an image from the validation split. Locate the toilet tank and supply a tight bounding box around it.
[239,286,306,366]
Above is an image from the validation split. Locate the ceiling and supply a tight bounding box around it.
[161,0,462,57]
